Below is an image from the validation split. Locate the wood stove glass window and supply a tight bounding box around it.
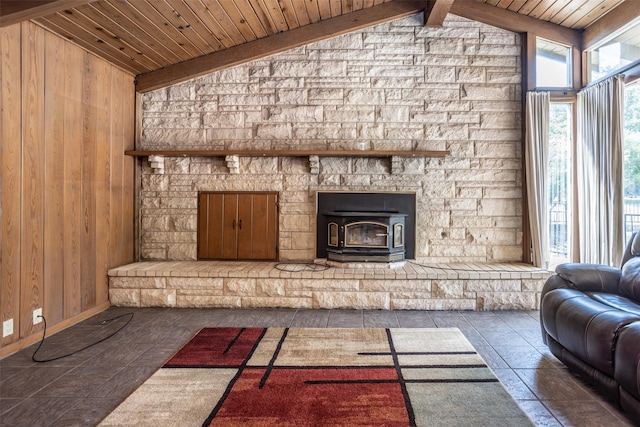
[393,223,404,248]
[345,222,388,248]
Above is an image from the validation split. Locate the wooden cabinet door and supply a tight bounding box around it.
[198,193,224,259]
[198,192,278,260]
[237,193,278,260]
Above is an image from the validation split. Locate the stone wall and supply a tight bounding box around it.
[139,13,523,264]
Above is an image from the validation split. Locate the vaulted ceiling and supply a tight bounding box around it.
[1,0,638,92]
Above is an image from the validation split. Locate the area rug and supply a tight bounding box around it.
[99,327,532,426]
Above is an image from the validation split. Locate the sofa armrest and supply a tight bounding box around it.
[553,263,621,294]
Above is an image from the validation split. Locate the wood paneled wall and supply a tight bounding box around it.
[0,21,135,356]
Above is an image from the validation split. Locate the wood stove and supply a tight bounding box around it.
[324,211,407,263]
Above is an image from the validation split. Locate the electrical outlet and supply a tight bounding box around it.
[2,319,13,337]
[33,308,43,325]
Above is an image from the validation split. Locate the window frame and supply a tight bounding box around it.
[535,37,573,90]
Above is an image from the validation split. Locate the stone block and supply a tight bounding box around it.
[426,38,465,55]
[319,158,350,174]
[168,85,194,101]
[344,89,385,105]
[279,249,314,261]
[312,292,390,309]
[293,124,357,140]
[224,279,257,296]
[206,128,252,140]
[202,112,244,128]
[242,157,279,174]
[376,106,410,122]
[168,277,223,290]
[476,292,537,310]
[254,124,294,140]
[265,106,323,122]
[110,277,166,289]
[167,244,197,260]
[140,247,168,260]
[287,278,359,292]
[341,174,371,186]
[522,279,547,292]
[256,279,286,297]
[426,66,456,83]
[290,232,315,250]
[169,215,197,232]
[142,175,170,191]
[281,214,311,232]
[141,289,176,307]
[309,88,344,100]
[425,124,469,140]
[141,216,169,231]
[432,280,465,298]
[465,279,520,292]
[143,89,167,102]
[109,289,141,307]
[478,199,517,216]
[490,245,524,262]
[385,125,425,140]
[325,109,376,122]
[362,279,431,292]
[271,61,346,77]
[165,158,190,174]
[466,229,516,245]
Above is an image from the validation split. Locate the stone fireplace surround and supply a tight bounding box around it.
[108,13,545,311]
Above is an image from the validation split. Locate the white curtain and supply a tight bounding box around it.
[525,92,550,268]
[577,74,625,266]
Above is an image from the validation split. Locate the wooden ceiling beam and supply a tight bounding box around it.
[582,0,640,50]
[425,0,455,27]
[450,0,582,48]
[0,0,93,27]
[134,0,425,92]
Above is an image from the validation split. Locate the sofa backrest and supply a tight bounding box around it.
[621,231,640,267]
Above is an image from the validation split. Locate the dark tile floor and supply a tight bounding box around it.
[0,308,636,426]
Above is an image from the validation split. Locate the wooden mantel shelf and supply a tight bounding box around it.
[124,149,449,158]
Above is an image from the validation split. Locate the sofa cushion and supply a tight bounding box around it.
[541,288,640,376]
[620,257,640,302]
[588,293,640,316]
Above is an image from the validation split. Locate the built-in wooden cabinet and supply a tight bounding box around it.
[198,192,278,260]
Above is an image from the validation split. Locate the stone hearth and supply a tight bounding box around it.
[108,261,550,310]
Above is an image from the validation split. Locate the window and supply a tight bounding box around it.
[536,38,572,88]
[549,103,573,266]
[624,83,640,240]
[587,20,640,83]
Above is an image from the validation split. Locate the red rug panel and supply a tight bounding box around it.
[209,367,409,426]
[165,327,265,367]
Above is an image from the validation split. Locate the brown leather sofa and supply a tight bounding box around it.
[540,233,640,422]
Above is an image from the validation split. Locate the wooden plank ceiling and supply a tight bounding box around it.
[0,0,634,91]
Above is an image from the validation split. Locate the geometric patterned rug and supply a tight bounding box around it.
[98,327,533,426]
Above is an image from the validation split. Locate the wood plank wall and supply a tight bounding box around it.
[0,21,135,356]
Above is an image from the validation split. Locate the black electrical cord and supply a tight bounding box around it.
[274,262,331,272]
[31,312,134,363]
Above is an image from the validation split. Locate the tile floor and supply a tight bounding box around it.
[0,307,636,426]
